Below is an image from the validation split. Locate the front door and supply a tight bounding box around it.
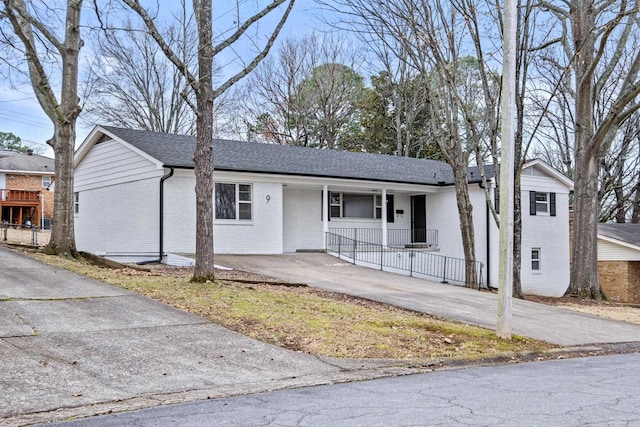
[411,195,426,243]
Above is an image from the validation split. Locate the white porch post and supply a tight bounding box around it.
[382,188,388,247]
[322,185,329,249]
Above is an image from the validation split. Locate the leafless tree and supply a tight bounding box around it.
[538,0,640,299]
[598,113,640,223]
[240,32,364,149]
[322,0,511,288]
[0,0,82,256]
[83,18,198,135]
[119,0,294,280]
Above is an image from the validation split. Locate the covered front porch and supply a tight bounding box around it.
[282,180,442,253]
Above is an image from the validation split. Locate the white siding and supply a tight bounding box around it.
[0,173,5,189]
[75,178,159,263]
[74,139,161,192]
[598,239,640,261]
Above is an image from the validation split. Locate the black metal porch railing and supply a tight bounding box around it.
[328,228,438,248]
[325,232,484,288]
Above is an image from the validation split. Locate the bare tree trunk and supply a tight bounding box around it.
[2,0,82,257]
[453,167,477,288]
[566,0,604,299]
[192,0,216,281]
[48,123,78,256]
[512,168,523,298]
[570,152,606,298]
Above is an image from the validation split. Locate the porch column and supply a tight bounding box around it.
[322,184,329,249]
[382,188,388,247]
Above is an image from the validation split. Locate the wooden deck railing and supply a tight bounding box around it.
[0,189,40,202]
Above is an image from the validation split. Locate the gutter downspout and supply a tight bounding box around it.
[139,167,174,265]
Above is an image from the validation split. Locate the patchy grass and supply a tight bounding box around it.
[30,252,553,360]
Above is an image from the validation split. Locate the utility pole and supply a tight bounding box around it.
[497,0,516,339]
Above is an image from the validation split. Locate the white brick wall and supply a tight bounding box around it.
[283,188,324,252]
[75,178,159,262]
[487,174,571,296]
[164,176,284,254]
[520,178,571,296]
[213,181,283,254]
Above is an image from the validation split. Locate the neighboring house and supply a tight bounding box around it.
[597,224,640,303]
[0,149,54,229]
[73,126,573,296]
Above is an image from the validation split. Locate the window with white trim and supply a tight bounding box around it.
[531,248,541,271]
[329,192,392,220]
[215,183,252,220]
[535,192,548,213]
[42,175,51,188]
[529,191,556,216]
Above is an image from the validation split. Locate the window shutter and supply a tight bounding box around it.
[529,191,537,215]
[494,187,500,214]
[386,195,395,223]
[550,192,556,216]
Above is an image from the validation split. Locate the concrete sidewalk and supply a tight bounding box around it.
[216,253,640,346]
[0,247,406,426]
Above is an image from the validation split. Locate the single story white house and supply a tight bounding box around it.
[73,125,573,296]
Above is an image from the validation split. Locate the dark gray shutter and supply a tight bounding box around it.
[550,192,556,216]
[494,187,500,214]
[386,195,395,223]
[530,191,537,215]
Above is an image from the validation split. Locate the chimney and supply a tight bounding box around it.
[27,149,33,156]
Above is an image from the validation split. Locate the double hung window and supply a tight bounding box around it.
[215,183,252,220]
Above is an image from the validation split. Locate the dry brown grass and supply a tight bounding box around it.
[527,295,640,325]
[28,251,553,360]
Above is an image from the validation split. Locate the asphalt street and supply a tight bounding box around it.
[46,352,640,427]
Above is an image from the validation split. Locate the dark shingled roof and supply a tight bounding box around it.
[0,152,54,173]
[598,223,640,248]
[101,126,494,186]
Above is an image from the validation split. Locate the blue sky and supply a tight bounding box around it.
[0,0,323,158]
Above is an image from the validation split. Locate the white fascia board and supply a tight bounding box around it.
[208,170,444,194]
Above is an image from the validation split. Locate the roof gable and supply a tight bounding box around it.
[598,224,640,249]
[522,159,573,190]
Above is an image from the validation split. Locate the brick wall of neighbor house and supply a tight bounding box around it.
[5,173,54,218]
[599,261,640,303]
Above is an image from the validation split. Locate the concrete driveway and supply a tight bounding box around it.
[0,247,404,426]
[215,253,640,347]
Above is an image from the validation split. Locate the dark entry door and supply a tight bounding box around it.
[411,195,426,243]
